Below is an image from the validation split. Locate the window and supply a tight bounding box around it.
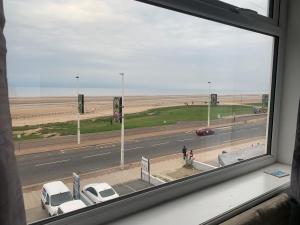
[42,188,47,198]
[87,188,98,197]
[46,194,49,204]
[57,208,63,215]
[220,0,272,17]
[50,192,73,207]
[99,189,116,198]
[5,0,282,224]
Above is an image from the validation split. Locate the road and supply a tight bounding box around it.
[14,114,267,154]
[17,122,267,186]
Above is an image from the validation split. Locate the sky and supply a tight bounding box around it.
[4,0,274,96]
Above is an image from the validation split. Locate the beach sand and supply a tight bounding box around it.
[9,95,261,127]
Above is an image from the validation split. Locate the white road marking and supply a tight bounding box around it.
[216,126,233,131]
[126,146,144,151]
[82,151,111,159]
[152,142,169,147]
[185,131,193,134]
[224,138,243,143]
[18,155,41,161]
[122,183,136,192]
[177,138,194,142]
[35,159,70,167]
[221,131,236,135]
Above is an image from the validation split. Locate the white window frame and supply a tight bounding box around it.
[30,0,287,224]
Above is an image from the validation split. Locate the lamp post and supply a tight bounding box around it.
[120,73,125,169]
[207,81,211,127]
[76,76,80,145]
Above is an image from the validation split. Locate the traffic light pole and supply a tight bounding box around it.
[76,76,81,145]
[120,73,125,169]
[208,81,211,127]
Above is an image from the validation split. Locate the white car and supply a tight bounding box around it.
[57,200,86,215]
[41,181,73,216]
[82,183,119,204]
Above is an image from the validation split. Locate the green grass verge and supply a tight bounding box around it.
[13,105,254,141]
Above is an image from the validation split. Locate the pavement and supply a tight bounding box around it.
[25,179,154,223]
[24,137,265,224]
[17,120,267,186]
[14,114,267,156]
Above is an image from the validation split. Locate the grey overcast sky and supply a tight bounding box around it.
[4,0,274,96]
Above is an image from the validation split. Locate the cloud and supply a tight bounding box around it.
[5,0,273,96]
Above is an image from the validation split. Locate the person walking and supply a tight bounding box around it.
[189,150,194,160]
[182,145,187,160]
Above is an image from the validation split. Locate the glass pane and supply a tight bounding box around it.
[221,0,271,17]
[5,0,274,223]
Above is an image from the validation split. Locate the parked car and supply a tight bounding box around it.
[57,200,86,215]
[82,183,119,204]
[41,181,73,216]
[196,128,215,136]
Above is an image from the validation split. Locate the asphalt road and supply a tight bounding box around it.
[17,122,267,186]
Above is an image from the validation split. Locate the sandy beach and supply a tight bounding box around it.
[9,95,262,127]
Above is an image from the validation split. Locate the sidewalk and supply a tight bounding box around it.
[16,114,266,156]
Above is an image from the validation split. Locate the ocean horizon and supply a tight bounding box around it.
[8,86,267,98]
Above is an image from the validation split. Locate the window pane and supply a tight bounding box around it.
[221,0,271,17]
[5,0,274,223]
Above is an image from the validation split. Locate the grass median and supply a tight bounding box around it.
[13,104,255,141]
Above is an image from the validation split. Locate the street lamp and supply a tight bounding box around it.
[75,76,80,145]
[207,81,211,127]
[120,73,125,169]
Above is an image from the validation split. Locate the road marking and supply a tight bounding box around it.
[216,126,233,131]
[177,138,194,142]
[152,142,169,147]
[224,138,243,143]
[17,154,41,161]
[126,146,144,151]
[222,131,233,135]
[35,159,70,167]
[122,183,136,192]
[82,151,111,159]
[185,131,193,134]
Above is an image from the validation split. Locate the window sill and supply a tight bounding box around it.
[107,163,290,225]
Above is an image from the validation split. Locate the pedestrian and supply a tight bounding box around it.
[189,150,194,160]
[182,145,187,160]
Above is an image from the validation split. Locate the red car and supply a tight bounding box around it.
[196,128,215,136]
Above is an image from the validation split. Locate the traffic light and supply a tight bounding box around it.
[262,94,269,108]
[211,94,219,106]
[78,94,84,114]
[113,97,122,123]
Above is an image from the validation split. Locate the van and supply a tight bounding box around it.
[41,181,73,216]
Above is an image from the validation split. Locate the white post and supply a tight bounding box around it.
[76,76,80,145]
[207,81,211,127]
[120,73,125,169]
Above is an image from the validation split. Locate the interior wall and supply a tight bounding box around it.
[277,0,300,164]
